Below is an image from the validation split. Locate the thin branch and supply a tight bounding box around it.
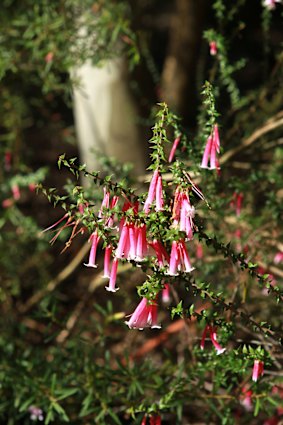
[56,261,133,344]
[220,112,283,164]
[17,242,90,314]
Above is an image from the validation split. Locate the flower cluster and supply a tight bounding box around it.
[43,106,225,347]
[44,107,274,392]
[46,149,205,332]
[41,99,280,422]
[126,297,161,330]
[28,406,44,421]
[200,124,221,170]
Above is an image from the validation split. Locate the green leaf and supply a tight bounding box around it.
[52,402,69,421]
[171,301,183,319]
[56,388,78,401]
[108,410,122,425]
[254,397,260,417]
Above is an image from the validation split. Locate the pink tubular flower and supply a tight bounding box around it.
[230,192,244,216]
[105,258,119,292]
[119,200,139,229]
[116,222,147,262]
[168,135,181,163]
[136,224,148,262]
[168,240,179,276]
[115,224,130,259]
[179,196,195,240]
[106,195,119,228]
[2,198,14,208]
[122,199,139,215]
[178,240,194,273]
[274,252,283,264]
[4,151,12,171]
[12,184,21,200]
[235,193,244,216]
[143,170,164,214]
[126,297,161,330]
[129,223,148,262]
[150,415,162,425]
[141,416,147,425]
[201,124,221,170]
[98,187,110,219]
[172,188,195,240]
[98,189,119,229]
[155,175,164,211]
[200,324,208,350]
[200,324,226,355]
[151,239,170,268]
[234,228,242,252]
[196,243,203,259]
[209,41,218,56]
[143,169,159,214]
[142,415,162,425]
[252,359,264,382]
[103,245,112,278]
[209,326,226,355]
[78,202,87,215]
[162,283,170,304]
[240,386,253,412]
[84,231,100,268]
[128,223,137,261]
[29,183,36,192]
[167,240,194,276]
[45,51,54,63]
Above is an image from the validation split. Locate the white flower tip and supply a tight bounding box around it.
[125,321,143,330]
[151,324,162,329]
[83,263,98,268]
[135,257,146,263]
[216,348,226,355]
[185,237,194,242]
[162,296,170,304]
[187,267,195,273]
[105,286,120,293]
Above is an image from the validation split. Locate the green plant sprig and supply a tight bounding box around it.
[196,225,283,303]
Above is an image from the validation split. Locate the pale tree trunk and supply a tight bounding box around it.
[160,0,207,126]
[72,57,146,183]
